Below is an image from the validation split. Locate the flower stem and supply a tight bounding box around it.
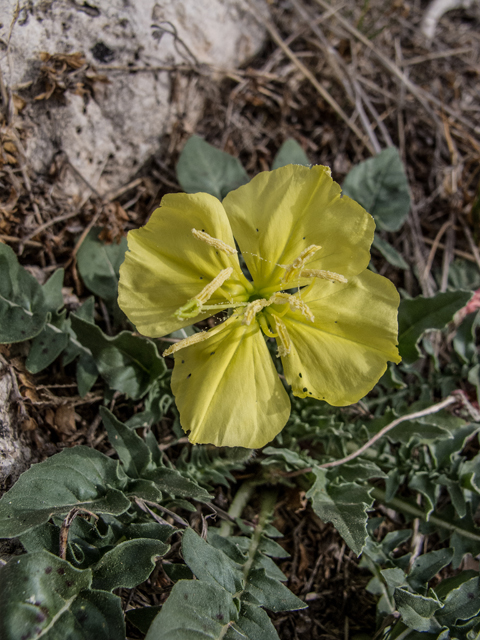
[218,480,256,537]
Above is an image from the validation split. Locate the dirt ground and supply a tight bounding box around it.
[1,0,480,637]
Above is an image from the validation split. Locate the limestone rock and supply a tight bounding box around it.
[0,0,265,196]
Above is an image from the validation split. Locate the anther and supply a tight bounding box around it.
[174,267,233,320]
[273,315,291,358]
[163,314,239,357]
[192,229,237,255]
[269,292,314,322]
[300,269,348,284]
[242,298,269,325]
[282,244,321,283]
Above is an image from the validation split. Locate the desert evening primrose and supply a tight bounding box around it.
[118,164,401,448]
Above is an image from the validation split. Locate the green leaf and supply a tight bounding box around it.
[71,315,166,399]
[92,538,169,591]
[76,228,127,301]
[145,579,240,640]
[271,139,310,170]
[0,550,125,640]
[176,135,249,200]
[26,310,69,374]
[436,575,480,627]
[372,234,409,270]
[145,467,212,502]
[398,290,473,364]
[453,311,479,364]
[42,268,65,311]
[76,352,99,397]
[233,602,280,640]
[408,548,454,592]
[342,147,410,232]
[306,467,373,555]
[243,568,306,612]
[408,472,438,519]
[100,407,153,478]
[0,242,49,343]
[0,446,129,538]
[394,588,443,633]
[182,528,243,594]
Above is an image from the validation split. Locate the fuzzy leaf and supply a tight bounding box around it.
[394,588,443,633]
[100,407,153,478]
[26,310,69,373]
[145,579,240,640]
[176,135,249,200]
[0,550,125,640]
[92,538,169,591]
[71,315,166,399]
[145,467,212,502]
[398,290,473,364]
[307,467,373,555]
[76,228,127,302]
[0,242,49,343]
[272,139,310,169]
[408,548,454,592]
[182,528,243,594]
[243,568,306,612]
[342,147,410,232]
[0,447,129,538]
[372,234,409,269]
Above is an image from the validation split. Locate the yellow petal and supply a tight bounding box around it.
[118,192,251,337]
[171,317,291,448]
[277,270,401,406]
[222,165,374,291]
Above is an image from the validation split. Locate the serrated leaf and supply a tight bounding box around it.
[176,135,249,200]
[307,467,373,555]
[0,550,125,640]
[0,242,49,343]
[271,139,310,170]
[26,310,69,373]
[342,147,410,232]
[145,467,212,502]
[71,315,166,399]
[394,588,443,633]
[146,580,240,640]
[0,447,129,538]
[100,407,153,478]
[372,234,409,269]
[398,290,473,364]
[76,228,127,301]
[329,460,387,483]
[92,538,169,591]
[182,528,243,594]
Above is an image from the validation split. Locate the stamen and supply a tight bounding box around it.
[192,228,237,256]
[163,314,238,357]
[242,298,269,325]
[272,315,291,358]
[269,292,315,322]
[281,244,321,283]
[174,268,233,320]
[300,269,348,284]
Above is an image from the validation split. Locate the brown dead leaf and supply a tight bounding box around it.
[21,416,38,431]
[54,404,76,435]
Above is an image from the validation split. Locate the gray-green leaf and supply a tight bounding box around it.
[176,135,249,200]
[398,290,473,364]
[342,147,410,232]
[0,447,129,538]
[76,228,127,302]
[271,139,310,170]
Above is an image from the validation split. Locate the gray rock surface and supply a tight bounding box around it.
[0,362,31,492]
[0,0,265,196]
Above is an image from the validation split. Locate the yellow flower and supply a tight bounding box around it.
[118,165,401,448]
